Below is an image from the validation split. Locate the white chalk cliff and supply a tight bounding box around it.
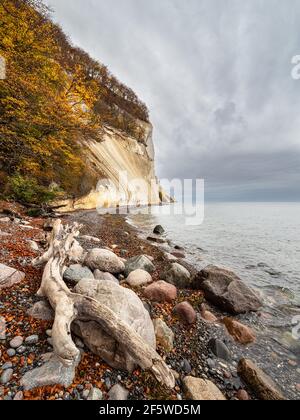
[60,120,168,211]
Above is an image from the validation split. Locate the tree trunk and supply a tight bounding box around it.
[33,219,175,389]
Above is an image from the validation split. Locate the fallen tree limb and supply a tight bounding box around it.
[33,219,175,389]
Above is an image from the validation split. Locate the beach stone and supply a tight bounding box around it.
[194,265,262,314]
[87,387,103,400]
[13,391,24,400]
[85,249,125,274]
[171,251,185,259]
[208,338,231,361]
[80,235,101,243]
[153,318,174,352]
[1,368,13,384]
[108,384,129,400]
[9,336,23,349]
[1,362,13,370]
[143,281,177,303]
[25,335,39,345]
[0,263,25,290]
[147,235,166,244]
[174,245,184,251]
[17,346,26,354]
[223,317,256,345]
[73,279,156,372]
[153,225,165,235]
[237,389,250,400]
[174,302,197,325]
[126,269,152,288]
[181,359,192,374]
[183,376,226,400]
[20,355,80,390]
[124,255,155,277]
[165,253,178,262]
[200,304,218,323]
[237,359,285,400]
[162,263,192,289]
[63,264,94,283]
[27,300,54,321]
[94,270,119,283]
[7,349,16,357]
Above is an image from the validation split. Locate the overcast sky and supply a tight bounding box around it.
[46,0,300,201]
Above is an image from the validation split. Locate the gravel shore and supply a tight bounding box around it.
[0,203,298,400]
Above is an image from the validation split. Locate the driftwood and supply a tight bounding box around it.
[33,219,175,389]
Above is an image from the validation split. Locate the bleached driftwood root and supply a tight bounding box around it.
[33,220,175,389]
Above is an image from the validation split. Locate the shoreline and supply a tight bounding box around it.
[0,201,298,400]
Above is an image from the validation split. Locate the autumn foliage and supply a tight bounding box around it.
[0,0,149,203]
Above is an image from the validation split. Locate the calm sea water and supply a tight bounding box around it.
[127,202,300,361]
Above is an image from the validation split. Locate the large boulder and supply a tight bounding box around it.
[124,255,155,277]
[63,264,94,284]
[194,265,262,314]
[94,270,119,284]
[162,263,192,289]
[85,249,125,274]
[237,359,285,400]
[126,269,152,288]
[0,264,25,290]
[143,281,177,303]
[183,376,226,400]
[73,279,156,371]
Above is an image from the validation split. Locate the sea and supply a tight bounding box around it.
[126,202,300,397]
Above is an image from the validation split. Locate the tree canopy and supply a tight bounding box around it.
[0,0,149,203]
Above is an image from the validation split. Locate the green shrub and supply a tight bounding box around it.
[9,175,58,205]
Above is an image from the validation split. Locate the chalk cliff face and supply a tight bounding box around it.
[60,121,167,212]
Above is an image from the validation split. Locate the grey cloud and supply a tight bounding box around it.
[46,0,300,201]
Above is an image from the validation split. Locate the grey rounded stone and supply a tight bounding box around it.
[63,265,94,284]
[208,338,231,361]
[161,263,191,289]
[7,349,16,357]
[17,346,26,354]
[124,255,155,277]
[108,384,129,401]
[1,368,13,384]
[9,336,23,349]
[85,249,125,274]
[1,362,13,370]
[153,225,165,235]
[25,335,39,345]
